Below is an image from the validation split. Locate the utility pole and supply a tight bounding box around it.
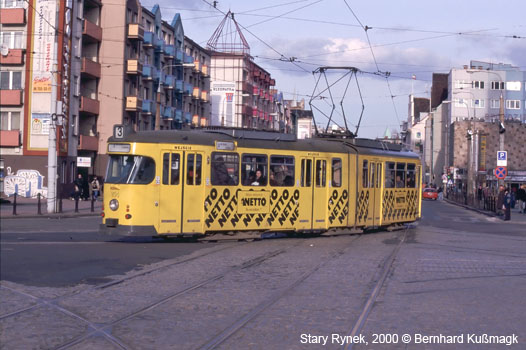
[47,1,60,214]
[498,93,505,187]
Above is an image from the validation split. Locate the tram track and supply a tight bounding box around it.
[196,235,363,350]
[49,239,305,350]
[344,227,409,350]
[0,241,247,320]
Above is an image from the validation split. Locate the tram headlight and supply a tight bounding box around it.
[109,199,119,211]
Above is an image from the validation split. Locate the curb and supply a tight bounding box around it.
[1,212,102,220]
[443,198,499,218]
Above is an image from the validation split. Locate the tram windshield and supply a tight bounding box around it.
[105,155,156,184]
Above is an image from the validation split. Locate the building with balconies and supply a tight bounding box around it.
[184,36,211,127]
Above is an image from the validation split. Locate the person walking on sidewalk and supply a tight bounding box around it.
[503,188,512,221]
[91,176,100,201]
[496,185,505,216]
[517,184,526,214]
[71,174,83,201]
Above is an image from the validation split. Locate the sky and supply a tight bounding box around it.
[141,0,526,139]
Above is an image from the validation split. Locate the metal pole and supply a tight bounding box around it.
[37,193,42,215]
[498,93,505,187]
[12,193,17,215]
[46,1,60,214]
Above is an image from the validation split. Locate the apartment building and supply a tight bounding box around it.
[1,0,81,197]
[448,61,526,122]
[184,36,210,127]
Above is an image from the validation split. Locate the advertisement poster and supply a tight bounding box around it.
[210,81,236,127]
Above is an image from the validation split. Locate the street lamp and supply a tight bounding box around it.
[156,63,195,130]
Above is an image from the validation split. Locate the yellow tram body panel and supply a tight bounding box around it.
[101,129,421,237]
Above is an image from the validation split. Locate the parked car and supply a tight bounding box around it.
[423,188,438,200]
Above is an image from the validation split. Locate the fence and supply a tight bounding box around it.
[5,193,98,216]
[446,190,498,213]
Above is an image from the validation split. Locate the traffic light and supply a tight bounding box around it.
[499,122,506,134]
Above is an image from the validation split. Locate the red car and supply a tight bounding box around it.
[422,188,438,200]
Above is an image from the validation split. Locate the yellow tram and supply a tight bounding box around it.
[101,126,422,237]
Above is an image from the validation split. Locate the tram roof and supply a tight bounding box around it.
[109,129,419,159]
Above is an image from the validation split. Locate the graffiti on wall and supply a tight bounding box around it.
[3,167,48,198]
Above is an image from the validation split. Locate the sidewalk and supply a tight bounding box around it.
[444,198,526,224]
[0,196,102,219]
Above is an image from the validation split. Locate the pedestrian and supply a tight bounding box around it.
[503,188,512,221]
[91,176,100,201]
[516,184,526,214]
[71,173,83,201]
[437,186,443,200]
[496,185,505,216]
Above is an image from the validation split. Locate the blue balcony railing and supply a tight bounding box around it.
[143,31,154,46]
[184,112,192,123]
[175,79,184,92]
[142,64,155,79]
[175,49,183,63]
[184,82,193,95]
[174,109,183,122]
[164,44,175,57]
[142,100,154,114]
[162,106,173,119]
[154,37,165,52]
[163,74,175,89]
[183,53,194,64]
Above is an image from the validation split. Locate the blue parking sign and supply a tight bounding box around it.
[497,151,507,161]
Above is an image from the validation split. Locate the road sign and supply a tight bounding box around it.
[497,151,507,167]
[495,166,507,179]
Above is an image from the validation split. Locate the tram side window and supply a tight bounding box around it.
[211,152,238,186]
[316,160,326,187]
[396,163,406,188]
[370,161,375,189]
[186,154,202,186]
[406,163,416,188]
[241,154,267,186]
[270,155,295,186]
[385,162,395,188]
[301,159,312,187]
[162,153,180,185]
[362,160,369,188]
[332,158,342,187]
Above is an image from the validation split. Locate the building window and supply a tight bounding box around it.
[0,71,22,90]
[1,0,25,8]
[0,31,25,49]
[416,132,421,139]
[506,100,520,109]
[454,98,468,107]
[472,81,484,89]
[491,81,504,90]
[471,99,485,108]
[506,81,521,91]
[490,99,500,109]
[0,111,20,130]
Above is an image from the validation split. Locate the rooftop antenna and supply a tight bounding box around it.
[207,10,250,55]
[309,67,364,138]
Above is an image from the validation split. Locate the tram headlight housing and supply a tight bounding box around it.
[109,199,119,211]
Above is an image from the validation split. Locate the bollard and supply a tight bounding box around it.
[91,197,95,212]
[37,193,42,215]
[12,193,17,215]
[75,196,79,213]
[58,197,63,213]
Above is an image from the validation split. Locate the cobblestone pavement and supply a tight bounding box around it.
[1,202,525,350]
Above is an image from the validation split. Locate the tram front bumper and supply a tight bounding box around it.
[99,222,158,236]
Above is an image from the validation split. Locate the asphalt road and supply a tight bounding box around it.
[1,201,523,288]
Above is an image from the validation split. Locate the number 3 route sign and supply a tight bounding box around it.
[495,166,507,179]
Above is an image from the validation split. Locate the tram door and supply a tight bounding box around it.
[181,152,205,233]
[298,158,313,230]
[312,158,329,230]
[159,151,182,234]
[370,161,382,226]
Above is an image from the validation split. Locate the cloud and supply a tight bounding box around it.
[258,36,449,80]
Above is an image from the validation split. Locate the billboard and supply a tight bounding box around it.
[210,81,236,127]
